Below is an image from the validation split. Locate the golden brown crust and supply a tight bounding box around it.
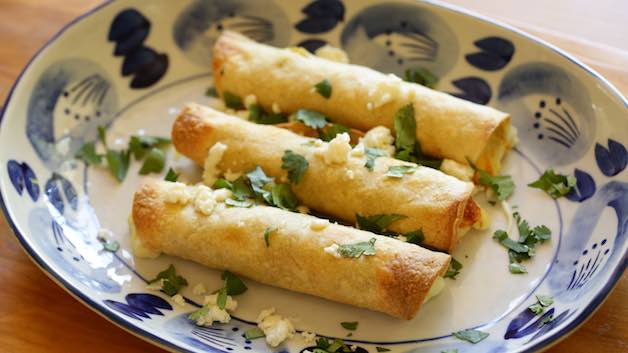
[131,180,450,319]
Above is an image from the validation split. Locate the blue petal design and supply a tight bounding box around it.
[566,168,596,202]
[505,307,572,341]
[7,160,39,201]
[449,77,491,105]
[465,36,514,71]
[296,0,344,34]
[296,17,340,33]
[595,139,627,176]
[108,8,150,42]
[104,293,172,321]
[297,39,327,53]
[130,53,169,89]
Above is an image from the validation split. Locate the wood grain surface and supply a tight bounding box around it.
[0,1,626,352]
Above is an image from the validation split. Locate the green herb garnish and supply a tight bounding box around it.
[271,183,298,211]
[148,264,188,296]
[365,147,386,171]
[443,257,463,279]
[164,168,179,182]
[336,238,377,258]
[393,104,442,168]
[403,67,438,88]
[106,149,131,182]
[452,329,489,344]
[75,142,102,165]
[188,305,209,322]
[404,229,425,245]
[494,213,552,273]
[320,123,350,142]
[528,169,576,199]
[295,109,328,129]
[508,262,527,274]
[386,165,417,178]
[215,270,248,309]
[314,79,332,98]
[282,150,309,184]
[129,135,171,160]
[225,198,253,208]
[97,235,120,252]
[139,148,166,175]
[264,226,276,247]
[376,348,391,352]
[529,295,553,315]
[478,170,515,200]
[248,104,288,124]
[223,91,244,109]
[340,321,358,330]
[205,86,218,97]
[213,178,233,190]
[244,327,265,340]
[356,213,407,236]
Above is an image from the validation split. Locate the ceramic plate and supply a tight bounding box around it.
[1,1,626,352]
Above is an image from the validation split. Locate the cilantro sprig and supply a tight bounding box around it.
[493,212,552,273]
[244,327,265,340]
[282,150,309,184]
[148,264,188,296]
[528,294,554,315]
[164,168,179,182]
[314,79,332,99]
[528,169,576,199]
[452,329,489,344]
[467,158,515,201]
[248,104,288,124]
[336,238,377,258]
[403,67,438,88]
[216,270,248,310]
[393,104,442,169]
[443,258,463,279]
[340,321,358,330]
[356,213,424,246]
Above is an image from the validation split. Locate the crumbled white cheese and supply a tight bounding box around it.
[346,170,355,180]
[164,182,195,204]
[315,45,349,63]
[350,345,358,351]
[272,102,282,114]
[440,159,474,181]
[204,293,238,311]
[324,244,341,258]
[323,133,351,165]
[350,143,365,157]
[256,308,296,347]
[297,205,310,214]
[193,283,207,295]
[310,219,329,231]
[213,188,233,203]
[192,293,239,327]
[172,294,186,306]
[202,142,228,186]
[301,331,316,344]
[362,126,395,156]
[194,185,216,215]
[146,279,164,291]
[244,94,257,107]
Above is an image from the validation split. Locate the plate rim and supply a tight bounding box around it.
[0,1,626,352]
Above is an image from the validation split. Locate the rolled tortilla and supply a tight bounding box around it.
[173,103,481,252]
[132,180,450,319]
[212,31,515,175]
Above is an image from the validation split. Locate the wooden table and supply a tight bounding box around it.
[0,1,626,352]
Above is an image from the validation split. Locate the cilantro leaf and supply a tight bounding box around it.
[105,149,131,182]
[139,148,166,175]
[386,165,417,178]
[282,150,309,184]
[356,213,407,235]
[452,329,489,344]
[129,135,171,160]
[536,294,554,307]
[340,321,358,330]
[404,229,424,245]
[244,327,265,340]
[528,302,544,315]
[76,142,102,165]
[376,348,391,352]
[263,226,276,247]
[164,168,179,182]
[533,225,551,241]
[97,235,119,252]
[528,169,576,199]
[248,104,288,124]
[336,238,377,258]
[148,264,188,296]
[320,123,350,142]
[365,147,386,170]
[493,230,529,253]
[295,109,328,129]
[231,176,254,200]
[314,79,332,98]
[509,262,527,274]
[394,104,416,152]
[188,305,209,322]
[270,183,298,210]
[216,286,228,309]
[98,126,108,147]
[213,178,233,190]
[479,170,515,200]
[205,86,218,97]
[403,67,438,88]
[221,270,247,295]
[326,339,345,353]
[443,257,463,279]
[223,91,244,109]
[316,337,331,350]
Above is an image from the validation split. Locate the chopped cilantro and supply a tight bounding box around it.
[537,295,554,307]
[223,91,244,109]
[188,305,209,322]
[248,104,288,124]
[528,169,576,199]
[98,126,107,147]
[225,198,253,208]
[316,337,331,350]
[97,235,119,252]
[494,213,552,273]
[452,329,489,344]
[376,348,391,352]
[263,226,276,247]
[231,176,254,201]
[443,257,463,279]
[404,229,424,245]
[148,264,188,296]
[403,67,438,88]
[214,270,247,309]
[205,86,218,97]
[364,147,386,170]
[314,79,332,98]
[139,148,166,175]
[76,142,102,165]
[164,168,179,182]
[326,339,345,353]
[336,238,377,258]
[282,150,309,184]
[356,213,407,236]
[340,321,358,330]
[216,286,228,309]
[386,165,417,178]
[106,149,131,182]
[129,135,171,160]
[270,183,298,211]
[244,327,265,340]
[393,104,441,168]
[295,109,328,129]
[541,314,554,325]
[478,170,515,200]
[528,302,544,315]
[213,178,233,190]
[508,262,527,274]
[320,123,350,142]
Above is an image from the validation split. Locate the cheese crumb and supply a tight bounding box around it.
[315,45,349,63]
[193,283,207,295]
[213,188,233,203]
[324,244,341,258]
[440,159,474,181]
[244,94,257,107]
[164,182,195,204]
[172,294,186,306]
[202,142,228,186]
[256,308,296,347]
[297,205,310,214]
[362,126,395,156]
[310,219,329,231]
[346,170,355,180]
[146,279,164,291]
[324,133,351,165]
[194,185,216,215]
[301,331,316,344]
[192,293,239,327]
[350,143,365,157]
[272,102,282,114]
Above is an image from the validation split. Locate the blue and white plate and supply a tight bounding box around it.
[1,1,626,352]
